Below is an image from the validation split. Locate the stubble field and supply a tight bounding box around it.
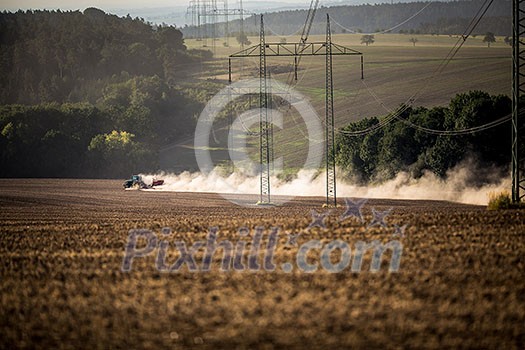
[185,33,511,124]
[0,179,524,348]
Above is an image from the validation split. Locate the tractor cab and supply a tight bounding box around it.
[123,175,144,189]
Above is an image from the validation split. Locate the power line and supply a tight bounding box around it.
[435,0,495,75]
[352,77,512,137]
[265,24,304,38]
[330,1,433,35]
[337,0,498,137]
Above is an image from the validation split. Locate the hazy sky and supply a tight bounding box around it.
[0,0,306,11]
[0,0,198,11]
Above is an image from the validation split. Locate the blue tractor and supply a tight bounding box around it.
[122,175,146,189]
[123,175,164,189]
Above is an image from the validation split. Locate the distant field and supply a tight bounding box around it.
[1,179,524,348]
[185,33,511,125]
[172,34,510,171]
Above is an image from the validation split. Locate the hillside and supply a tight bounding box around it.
[182,0,511,38]
[0,8,193,105]
[0,9,205,178]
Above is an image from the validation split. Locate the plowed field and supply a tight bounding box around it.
[1,179,524,349]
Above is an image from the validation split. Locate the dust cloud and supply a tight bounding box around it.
[142,161,509,205]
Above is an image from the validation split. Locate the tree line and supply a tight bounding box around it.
[0,76,208,178]
[0,8,202,104]
[0,9,214,178]
[182,0,511,38]
[335,91,523,185]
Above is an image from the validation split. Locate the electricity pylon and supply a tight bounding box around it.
[229,14,362,206]
[512,0,525,202]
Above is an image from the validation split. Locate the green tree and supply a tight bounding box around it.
[0,103,107,177]
[87,130,156,178]
[336,117,383,182]
[483,32,496,47]
[235,32,251,46]
[425,136,464,177]
[376,108,419,179]
[360,34,375,46]
[409,37,418,46]
[335,91,514,182]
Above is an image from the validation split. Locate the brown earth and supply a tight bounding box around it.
[0,179,524,349]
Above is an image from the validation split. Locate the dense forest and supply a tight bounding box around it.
[1,8,192,104]
[0,9,213,178]
[182,0,511,37]
[335,91,523,184]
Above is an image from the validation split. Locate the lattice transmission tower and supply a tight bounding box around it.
[258,15,271,204]
[512,0,525,202]
[187,0,251,51]
[229,14,362,205]
[325,14,336,207]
